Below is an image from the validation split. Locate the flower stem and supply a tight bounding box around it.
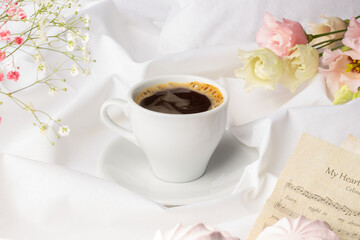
[308,14,360,42]
[319,44,344,57]
[311,37,343,48]
[308,29,347,42]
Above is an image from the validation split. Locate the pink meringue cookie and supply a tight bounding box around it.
[154,223,240,240]
[256,216,340,240]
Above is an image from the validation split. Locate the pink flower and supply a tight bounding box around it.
[16,8,26,19]
[342,17,360,52]
[0,30,10,41]
[7,71,20,82]
[319,49,360,96]
[0,72,4,81]
[14,36,23,45]
[321,49,342,65]
[6,3,17,17]
[256,12,308,57]
[0,50,5,62]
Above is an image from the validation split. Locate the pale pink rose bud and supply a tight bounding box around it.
[256,12,308,58]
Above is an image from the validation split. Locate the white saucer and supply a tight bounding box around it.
[98,131,258,206]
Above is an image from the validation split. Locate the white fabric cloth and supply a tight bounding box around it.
[1,0,360,239]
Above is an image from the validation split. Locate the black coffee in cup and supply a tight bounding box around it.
[135,82,224,114]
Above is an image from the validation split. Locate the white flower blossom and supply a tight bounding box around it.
[34,52,43,64]
[25,103,34,112]
[83,14,90,27]
[82,33,90,44]
[48,87,57,96]
[67,40,76,51]
[39,30,48,42]
[82,68,91,76]
[81,46,91,63]
[82,55,91,64]
[66,31,77,41]
[70,64,79,76]
[58,126,71,137]
[40,123,49,135]
[38,14,49,29]
[38,61,47,74]
[56,15,67,31]
[76,29,83,36]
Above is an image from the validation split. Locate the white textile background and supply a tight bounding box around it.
[0,0,360,239]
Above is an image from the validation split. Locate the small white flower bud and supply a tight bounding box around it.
[58,126,70,136]
[70,64,79,76]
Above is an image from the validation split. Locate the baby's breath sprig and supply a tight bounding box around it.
[0,0,93,144]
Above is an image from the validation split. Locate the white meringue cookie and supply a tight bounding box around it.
[256,216,340,240]
[154,223,240,240]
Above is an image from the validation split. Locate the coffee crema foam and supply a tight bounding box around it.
[135,82,224,111]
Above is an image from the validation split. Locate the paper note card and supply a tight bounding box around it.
[248,133,360,240]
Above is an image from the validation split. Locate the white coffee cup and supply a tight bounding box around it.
[100,75,228,183]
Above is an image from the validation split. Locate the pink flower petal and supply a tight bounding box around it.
[321,49,342,65]
[342,17,360,52]
[340,74,360,93]
[256,12,308,57]
[7,71,20,82]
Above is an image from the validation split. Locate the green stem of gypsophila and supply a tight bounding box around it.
[9,64,63,95]
[4,39,30,58]
[8,80,41,95]
[5,9,39,58]
[4,90,61,129]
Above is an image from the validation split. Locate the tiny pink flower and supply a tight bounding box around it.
[6,3,17,17]
[256,12,308,57]
[14,36,23,45]
[0,30,10,42]
[7,71,20,82]
[16,8,26,19]
[0,50,5,62]
[0,72,4,81]
[342,17,360,53]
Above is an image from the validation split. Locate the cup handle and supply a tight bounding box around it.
[100,98,139,146]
